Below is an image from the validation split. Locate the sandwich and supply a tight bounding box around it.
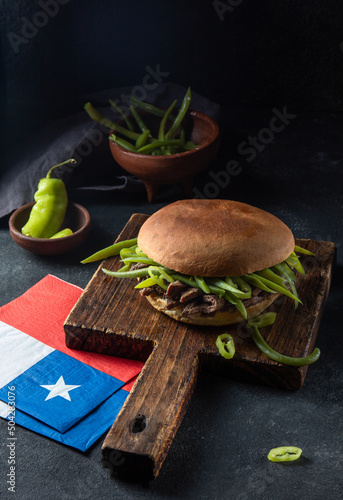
[95,199,310,326]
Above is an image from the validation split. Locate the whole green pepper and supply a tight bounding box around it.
[21,159,76,238]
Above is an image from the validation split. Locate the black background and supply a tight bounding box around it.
[2,0,343,166]
[0,2,342,499]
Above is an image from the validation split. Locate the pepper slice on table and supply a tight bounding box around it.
[21,159,76,239]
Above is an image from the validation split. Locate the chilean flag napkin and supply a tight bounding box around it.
[0,275,144,451]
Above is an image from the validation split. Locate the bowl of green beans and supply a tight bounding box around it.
[84,88,220,202]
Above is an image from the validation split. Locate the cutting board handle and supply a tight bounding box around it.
[101,329,199,480]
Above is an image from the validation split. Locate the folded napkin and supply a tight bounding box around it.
[1,82,220,219]
[0,275,143,451]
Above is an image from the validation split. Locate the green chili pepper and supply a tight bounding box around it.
[109,99,135,131]
[21,159,76,239]
[147,267,169,290]
[50,228,73,238]
[268,446,302,462]
[81,238,138,264]
[216,334,235,359]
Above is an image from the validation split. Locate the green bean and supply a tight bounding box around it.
[249,273,301,303]
[109,99,134,131]
[294,245,315,256]
[102,267,150,279]
[224,292,247,319]
[81,238,138,264]
[158,99,178,141]
[207,277,248,298]
[137,139,181,154]
[135,130,150,149]
[286,252,305,275]
[117,263,132,273]
[109,134,137,152]
[273,263,299,308]
[273,262,297,283]
[242,274,276,294]
[247,312,277,329]
[170,273,196,288]
[129,105,150,134]
[129,95,168,118]
[183,141,200,150]
[84,102,140,141]
[255,268,287,287]
[194,276,210,294]
[249,324,320,366]
[166,87,191,140]
[179,127,186,145]
[231,277,252,299]
[122,256,159,265]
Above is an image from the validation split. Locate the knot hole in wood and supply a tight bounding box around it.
[130,414,147,434]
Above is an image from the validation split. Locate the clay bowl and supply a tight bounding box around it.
[109,110,220,202]
[9,201,91,255]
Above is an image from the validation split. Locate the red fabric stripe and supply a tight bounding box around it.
[0,275,143,383]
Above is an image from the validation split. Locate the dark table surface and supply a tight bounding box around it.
[0,108,342,500]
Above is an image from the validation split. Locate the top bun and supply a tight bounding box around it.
[137,199,295,277]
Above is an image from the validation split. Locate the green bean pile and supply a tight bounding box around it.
[81,240,320,366]
[84,87,199,155]
[82,239,313,321]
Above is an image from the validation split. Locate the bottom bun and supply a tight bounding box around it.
[144,292,280,326]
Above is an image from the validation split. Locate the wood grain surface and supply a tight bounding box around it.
[64,213,336,480]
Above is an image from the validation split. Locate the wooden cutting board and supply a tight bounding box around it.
[64,213,335,480]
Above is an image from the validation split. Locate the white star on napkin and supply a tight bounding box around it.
[40,375,81,401]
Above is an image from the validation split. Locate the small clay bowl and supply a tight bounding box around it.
[9,201,91,255]
[109,110,220,202]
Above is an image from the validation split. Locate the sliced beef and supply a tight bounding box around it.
[139,287,155,296]
[166,280,188,298]
[139,284,165,297]
[166,297,181,310]
[180,287,202,303]
[182,294,225,316]
[131,262,148,271]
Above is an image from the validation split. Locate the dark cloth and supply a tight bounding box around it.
[0,83,220,219]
